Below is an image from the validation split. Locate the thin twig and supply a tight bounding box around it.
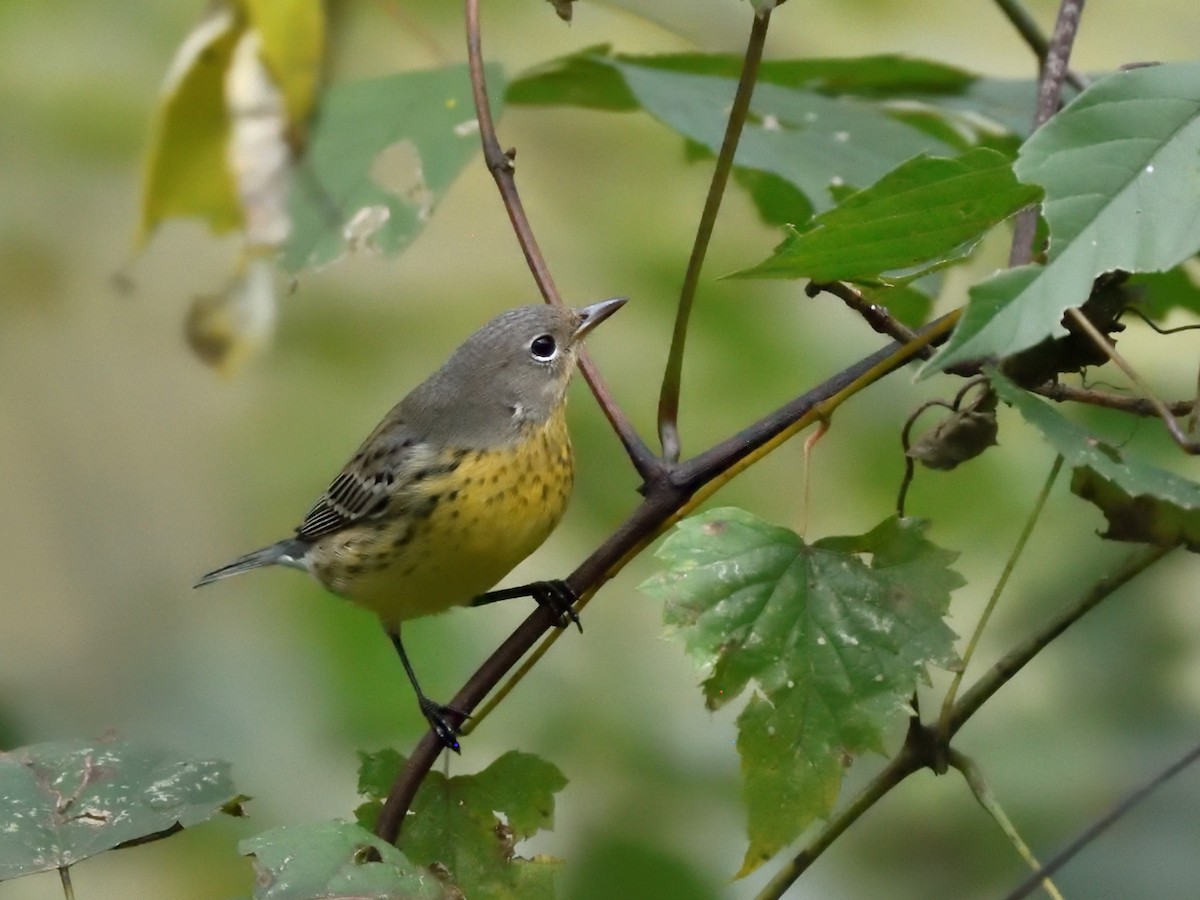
[463,0,659,479]
[991,0,1087,91]
[1065,307,1200,451]
[657,8,772,463]
[948,749,1065,900]
[1002,738,1200,900]
[936,454,1063,762]
[947,544,1173,735]
[1034,381,1194,417]
[1009,0,1087,266]
[806,281,920,346]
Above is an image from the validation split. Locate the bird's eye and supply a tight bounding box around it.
[530,334,558,361]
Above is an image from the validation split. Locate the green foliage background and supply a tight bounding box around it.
[2,0,1199,897]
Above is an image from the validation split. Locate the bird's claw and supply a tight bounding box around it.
[531,579,582,632]
[418,697,467,753]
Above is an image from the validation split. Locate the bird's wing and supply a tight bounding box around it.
[294,413,423,541]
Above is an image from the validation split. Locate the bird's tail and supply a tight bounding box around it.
[194,539,307,588]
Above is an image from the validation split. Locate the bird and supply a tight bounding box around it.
[195,297,626,750]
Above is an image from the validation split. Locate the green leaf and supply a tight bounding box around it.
[991,371,1200,550]
[507,50,1036,219]
[609,60,957,211]
[1128,262,1200,319]
[282,64,497,271]
[0,739,242,880]
[356,749,567,899]
[508,51,976,109]
[731,148,1040,283]
[930,62,1200,373]
[506,45,637,110]
[907,77,1042,140]
[241,821,448,900]
[730,166,814,228]
[643,509,961,875]
[352,747,405,831]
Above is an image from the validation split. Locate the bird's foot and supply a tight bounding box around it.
[529,579,582,632]
[418,697,468,753]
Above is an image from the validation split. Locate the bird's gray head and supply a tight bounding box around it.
[403,298,625,446]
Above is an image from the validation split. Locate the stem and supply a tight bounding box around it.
[1034,381,1195,417]
[936,454,1063,758]
[1009,0,1087,266]
[949,748,1065,900]
[59,867,75,900]
[807,281,920,346]
[754,543,1174,896]
[1066,307,1200,452]
[657,9,772,463]
[947,544,1173,736]
[991,0,1086,91]
[1002,738,1200,900]
[754,739,925,900]
[463,0,659,479]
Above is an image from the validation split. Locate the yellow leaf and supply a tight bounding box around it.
[243,0,325,133]
[138,5,244,244]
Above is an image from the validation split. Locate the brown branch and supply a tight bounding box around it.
[991,0,1087,91]
[806,281,921,347]
[1065,306,1200,452]
[1009,0,1087,266]
[1034,381,1195,417]
[463,0,659,480]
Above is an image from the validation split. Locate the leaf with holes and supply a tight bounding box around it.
[241,821,448,900]
[642,509,961,876]
[992,370,1200,550]
[282,64,498,271]
[930,62,1200,373]
[0,739,243,881]
[355,749,566,900]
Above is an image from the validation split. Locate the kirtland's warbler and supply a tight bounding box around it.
[196,297,626,750]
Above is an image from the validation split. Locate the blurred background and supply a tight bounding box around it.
[2,0,1199,897]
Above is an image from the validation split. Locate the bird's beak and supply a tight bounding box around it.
[572,296,627,341]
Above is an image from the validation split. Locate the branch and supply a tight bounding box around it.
[947,544,1173,735]
[751,542,1174,897]
[1009,0,1087,266]
[992,0,1087,91]
[1065,306,1200,452]
[1034,381,1195,417]
[806,281,920,346]
[657,8,772,463]
[1002,737,1200,900]
[463,0,659,479]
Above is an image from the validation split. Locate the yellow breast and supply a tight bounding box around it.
[308,410,575,626]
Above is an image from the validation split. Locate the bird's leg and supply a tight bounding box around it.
[470,580,582,632]
[387,628,465,753]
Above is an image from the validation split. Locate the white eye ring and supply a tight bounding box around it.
[530,334,558,361]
